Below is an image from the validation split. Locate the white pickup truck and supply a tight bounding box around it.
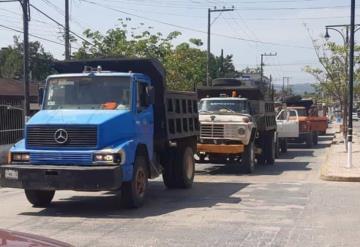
[276,108,299,153]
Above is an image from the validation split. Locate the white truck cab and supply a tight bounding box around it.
[276,108,299,152]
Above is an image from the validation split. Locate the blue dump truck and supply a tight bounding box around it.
[0,58,199,208]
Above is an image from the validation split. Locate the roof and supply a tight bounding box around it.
[0,78,38,97]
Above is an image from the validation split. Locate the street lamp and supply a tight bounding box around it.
[325,21,360,168]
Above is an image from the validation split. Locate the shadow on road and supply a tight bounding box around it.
[18,181,248,218]
[278,150,315,159]
[196,161,310,176]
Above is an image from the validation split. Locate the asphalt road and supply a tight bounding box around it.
[1,133,360,247]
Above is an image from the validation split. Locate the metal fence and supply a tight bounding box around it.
[0,100,24,145]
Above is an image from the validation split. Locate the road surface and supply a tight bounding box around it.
[1,133,359,246]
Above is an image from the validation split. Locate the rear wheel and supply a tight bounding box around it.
[265,132,276,165]
[163,145,195,189]
[121,154,148,208]
[312,131,318,145]
[25,190,55,207]
[305,133,314,148]
[280,138,288,153]
[240,141,255,173]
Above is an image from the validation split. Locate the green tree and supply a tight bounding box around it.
[73,19,238,91]
[304,39,360,136]
[0,36,54,81]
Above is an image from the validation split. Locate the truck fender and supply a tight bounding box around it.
[134,144,160,179]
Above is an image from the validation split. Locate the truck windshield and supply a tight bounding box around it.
[199,99,249,114]
[44,76,131,110]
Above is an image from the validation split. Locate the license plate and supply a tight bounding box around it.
[5,169,18,180]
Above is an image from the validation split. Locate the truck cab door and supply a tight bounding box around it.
[287,109,299,137]
[135,80,154,159]
[276,109,299,138]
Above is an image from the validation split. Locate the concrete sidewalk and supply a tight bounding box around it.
[321,124,360,182]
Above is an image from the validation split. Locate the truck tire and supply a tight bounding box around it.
[121,154,149,208]
[312,131,318,145]
[280,138,288,153]
[240,141,255,173]
[163,146,195,189]
[275,138,280,158]
[305,133,313,148]
[265,132,275,165]
[24,190,55,207]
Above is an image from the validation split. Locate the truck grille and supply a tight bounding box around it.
[26,126,97,148]
[200,123,242,139]
[30,152,93,165]
[200,124,225,138]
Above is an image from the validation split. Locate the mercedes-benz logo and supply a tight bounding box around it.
[54,129,68,144]
[210,115,216,121]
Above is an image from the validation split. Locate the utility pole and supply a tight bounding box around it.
[21,0,30,121]
[65,0,70,60]
[207,6,234,86]
[220,49,224,77]
[260,52,277,82]
[348,0,356,168]
[282,76,290,101]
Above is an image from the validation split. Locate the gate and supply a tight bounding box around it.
[0,100,24,145]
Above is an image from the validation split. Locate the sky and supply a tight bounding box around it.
[0,0,358,86]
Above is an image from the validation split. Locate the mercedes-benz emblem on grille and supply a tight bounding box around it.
[54,129,68,144]
[210,115,216,121]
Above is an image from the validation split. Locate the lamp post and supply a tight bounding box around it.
[325,21,360,168]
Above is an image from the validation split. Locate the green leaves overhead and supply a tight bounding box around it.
[73,19,239,91]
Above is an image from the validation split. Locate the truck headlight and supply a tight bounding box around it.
[238,128,246,136]
[93,150,125,165]
[11,153,30,162]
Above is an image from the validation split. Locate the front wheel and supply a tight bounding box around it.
[121,154,149,208]
[25,190,55,207]
[240,141,255,173]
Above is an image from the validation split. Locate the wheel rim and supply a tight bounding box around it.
[135,168,146,197]
[185,149,194,179]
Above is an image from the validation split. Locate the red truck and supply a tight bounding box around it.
[285,98,328,148]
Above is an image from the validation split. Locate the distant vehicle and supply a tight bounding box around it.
[0,58,199,208]
[197,77,277,173]
[0,229,71,247]
[276,108,299,153]
[284,97,328,147]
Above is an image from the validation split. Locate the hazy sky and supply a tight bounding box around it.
[0,0,357,86]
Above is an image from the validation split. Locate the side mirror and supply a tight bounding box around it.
[38,87,44,105]
[146,86,155,105]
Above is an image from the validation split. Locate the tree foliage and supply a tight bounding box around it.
[0,36,54,81]
[73,19,239,90]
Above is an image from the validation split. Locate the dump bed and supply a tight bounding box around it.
[53,58,198,147]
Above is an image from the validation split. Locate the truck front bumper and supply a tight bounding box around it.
[197,143,244,154]
[0,164,122,191]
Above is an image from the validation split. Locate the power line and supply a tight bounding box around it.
[80,0,314,50]
[29,3,94,45]
[0,23,79,49]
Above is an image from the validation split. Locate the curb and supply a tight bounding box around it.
[320,131,360,182]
